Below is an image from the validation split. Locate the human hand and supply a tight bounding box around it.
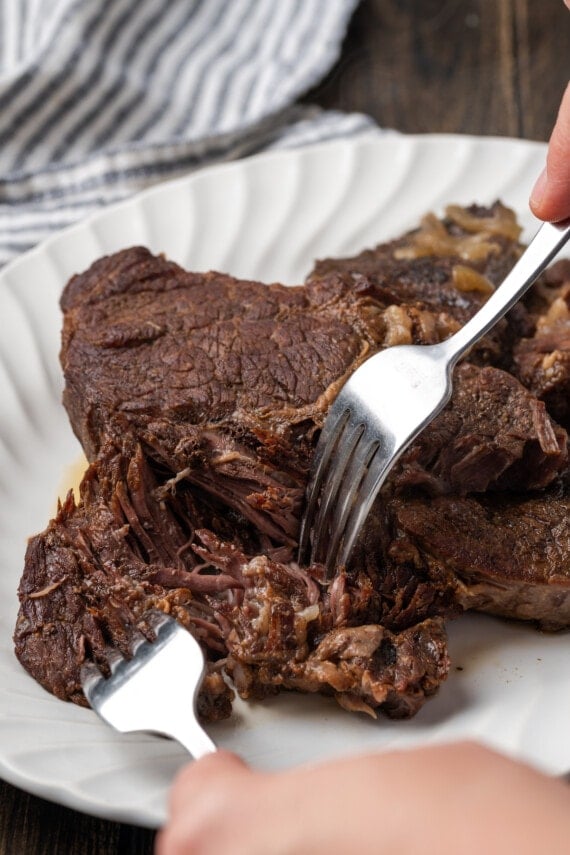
[155,742,570,855]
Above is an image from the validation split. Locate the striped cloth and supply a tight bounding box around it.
[0,0,375,267]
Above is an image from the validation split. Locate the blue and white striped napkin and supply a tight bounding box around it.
[0,0,375,267]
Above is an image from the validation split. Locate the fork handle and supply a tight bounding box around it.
[443,219,570,365]
[169,719,217,759]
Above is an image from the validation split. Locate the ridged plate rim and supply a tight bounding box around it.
[1,133,568,829]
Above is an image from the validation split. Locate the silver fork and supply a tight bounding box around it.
[81,611,216,759]
[299,219,570,574]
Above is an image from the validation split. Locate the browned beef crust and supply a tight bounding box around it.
[388,488,570,631]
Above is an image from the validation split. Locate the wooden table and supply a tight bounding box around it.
[2,1,568,853]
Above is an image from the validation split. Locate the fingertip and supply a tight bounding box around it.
[529,190,570,224]
[174,750,248,788]
[529,168,549,219]
[530,166,570,223]
[179,749,246,776]
[154,827,167,855]
[194,749,249,772]
[168,751,250,816]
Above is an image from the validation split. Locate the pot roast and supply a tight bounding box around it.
[14,203,570,721]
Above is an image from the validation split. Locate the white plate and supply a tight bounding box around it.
[1,133,568,829]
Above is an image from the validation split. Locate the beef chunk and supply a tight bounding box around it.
[513,276,570,431]
[395,362,567,495]
[192,530,449,719]
[388,489,570,631]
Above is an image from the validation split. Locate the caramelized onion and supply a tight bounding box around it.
[445,203,522,240]
[382,305,413,345]
[452,264,494,294]
[394,203,521,262]
[537,294,570,331]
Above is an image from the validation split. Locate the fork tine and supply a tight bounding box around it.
[145,609,171,634]
[335,447,396,570]
[106,647,127,674]
[130,632,148,657]
[298,405,351,561]
[323,432,380,569]
[82,622,153,694]
[310,418,366,564]
[80,661,105,697]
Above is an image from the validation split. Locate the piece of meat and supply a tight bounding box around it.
[309,201,531,367]
[60,248,391,546]
[387,488,570,631]
[14,446,236,720]
[512,274,570,431]
[14,204,569,723]
[394,362,567,495]
[14,443,450,720]
[192,530,450,719]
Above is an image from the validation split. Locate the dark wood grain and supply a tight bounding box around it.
[0,782,156,854]
[304,0,569,141]
[2,1,568,853]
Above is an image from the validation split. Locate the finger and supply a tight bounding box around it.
[530,82,570,222]
[154,827,172,855]
[168,751,250,818]
[158,753,258,855]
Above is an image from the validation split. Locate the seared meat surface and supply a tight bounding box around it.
[388,488,570,631]
[14,203,570,721]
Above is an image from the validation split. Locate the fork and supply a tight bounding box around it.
[81,611,216,759]
[299,218,570,575]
